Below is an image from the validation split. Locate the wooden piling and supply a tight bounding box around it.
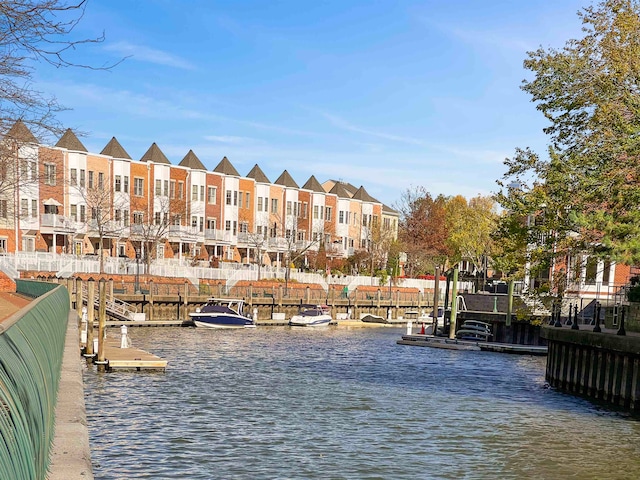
[97,278,107,372]
[506,279,514,326]
[66,278,73,309]
[148,279,154,321]
[86,278,95,356]
[183,280,189,306]
[432,267,440,333]
[75,277,83,318]
[449,267,458,339]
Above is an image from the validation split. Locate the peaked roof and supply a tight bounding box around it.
[329,181,352,199]
[274,170,299,189]
[352,186,377,203]
[55,128,87,152]
[5,120,38,144]
[213,156,240,176]
[302,175,325,193]
[140,142,170,164]
[246,164,271,183]
[179,150,206,170]
[382,203,398,215]
[100,137,131,159]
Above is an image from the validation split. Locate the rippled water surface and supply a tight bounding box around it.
[83,327,640,479]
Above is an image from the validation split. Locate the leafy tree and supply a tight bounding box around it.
[245,229,267,279]
[363,215,395,281]
[0,130,41,249]
[396,186,451,276]
[74,177,128,273]
[0,1,117,255]
[130,194,188,272]
[496,0,640,291]
[446,194,498,278]
[0,1,116,139]
[276,213,327,294]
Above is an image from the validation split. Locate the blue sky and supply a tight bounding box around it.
[35,0,587,208]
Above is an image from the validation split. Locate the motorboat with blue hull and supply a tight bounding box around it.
[289,304,332,327]
[190,298,256,329]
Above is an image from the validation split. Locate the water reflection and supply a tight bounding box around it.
[84,327,640,479]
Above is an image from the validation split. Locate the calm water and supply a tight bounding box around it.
[83,327,640,480]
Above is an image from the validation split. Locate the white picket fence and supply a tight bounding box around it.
[0,252,473,294]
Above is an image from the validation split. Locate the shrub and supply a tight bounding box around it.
[627,285,640,302]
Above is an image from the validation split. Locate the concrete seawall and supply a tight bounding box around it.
[48,312,94,479]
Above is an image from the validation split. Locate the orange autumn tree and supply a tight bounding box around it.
[396,186,451,277]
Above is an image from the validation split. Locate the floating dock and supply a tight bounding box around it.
[397,334,548,355]
[89,337,168,371]
[103,320,191,328]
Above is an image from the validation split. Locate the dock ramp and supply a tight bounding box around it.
[83,292,145,322]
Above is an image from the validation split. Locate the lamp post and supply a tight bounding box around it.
[135,247,141,294]
[370,237,375,286]
[388,252,398,300]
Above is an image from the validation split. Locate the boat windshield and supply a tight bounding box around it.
[299,304,329,316]
[202,299,244,315]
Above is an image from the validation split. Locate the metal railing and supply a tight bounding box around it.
[4,252,473,298]
[40,213,75,230]
[456,295,468,311]
[82,290,142,321]
[0,281,69,480]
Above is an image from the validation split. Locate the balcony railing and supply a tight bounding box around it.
[267,237,288,250]
[204,229,234,243]
[168,225,201,241]
[40,214,75,232]
[237,232,265,245]
[87,219,124,237]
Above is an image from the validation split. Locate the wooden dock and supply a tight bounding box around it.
[103,320,191,328]
[397,334,548,355]
[98,337,168,371]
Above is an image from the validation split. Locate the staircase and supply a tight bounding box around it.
[0,256,19,280]
[83,292,145,322]
[521,295,552,317]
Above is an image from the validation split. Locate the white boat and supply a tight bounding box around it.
[190,298,256,329]
[428,307,445,330]
[289,304,332,327]
[405,307,445,334]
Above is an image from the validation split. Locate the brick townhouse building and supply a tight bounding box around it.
[0,121,399,270]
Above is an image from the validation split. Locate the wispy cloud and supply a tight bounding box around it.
[433,144,510,165]
[320,111,426,145]
[446,26,534,53]
[415,14,534,54]
[204,135,257,144]
[51,82,210,120]
[44,81,322,139]
[104,41,196,70]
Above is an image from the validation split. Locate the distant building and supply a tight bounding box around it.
[0,122,398,268]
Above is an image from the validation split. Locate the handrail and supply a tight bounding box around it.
[82,291,139,321]
[456,295,468,312]
[0,281,69,479]
[0,257,19,280]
